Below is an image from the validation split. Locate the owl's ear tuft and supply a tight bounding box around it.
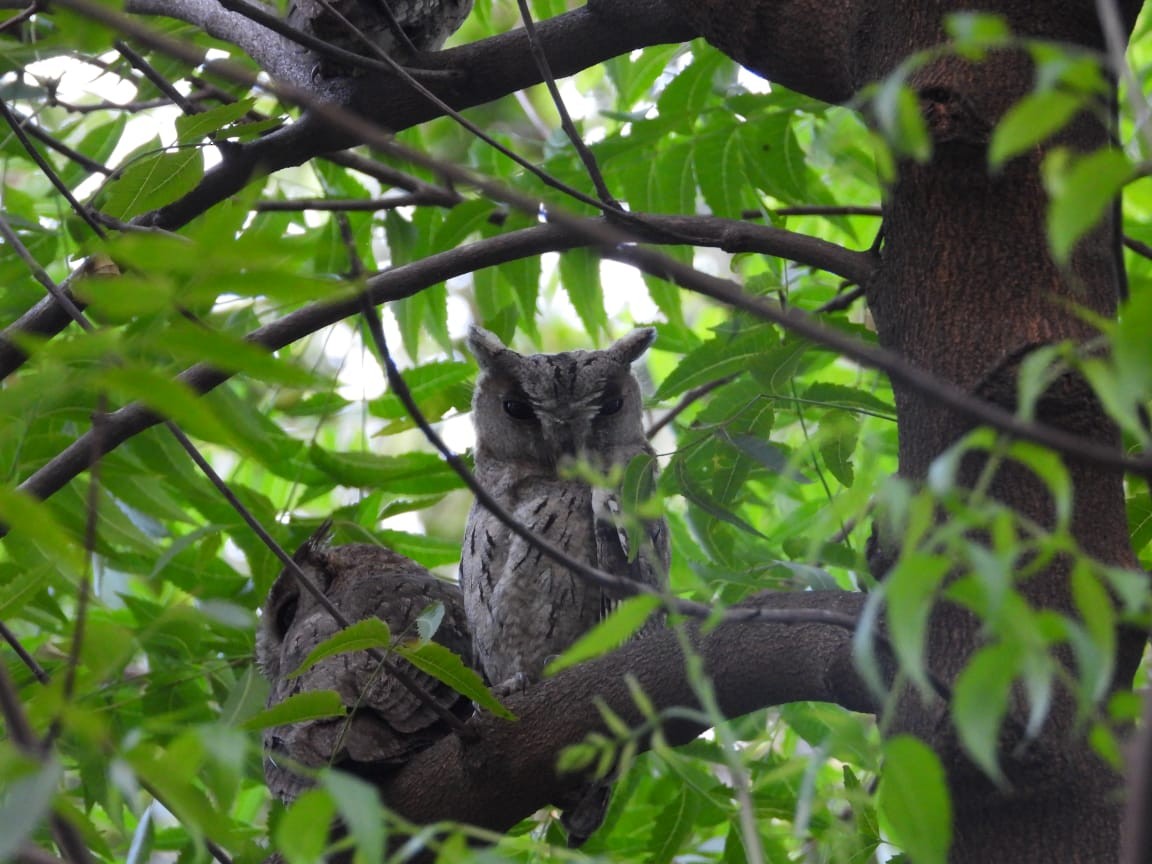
[467,325,516,370]
[610,328,657,364]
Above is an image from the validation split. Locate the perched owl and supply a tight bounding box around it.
[286,0,474,78]
[460,326,670,844]
[256,523,475,804]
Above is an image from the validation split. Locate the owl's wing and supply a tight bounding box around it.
[591,486,670,621]
[262,558,474,803]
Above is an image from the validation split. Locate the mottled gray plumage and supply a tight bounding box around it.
[286,0,473,77]
[460,326,669,844]
[256,524,474,804]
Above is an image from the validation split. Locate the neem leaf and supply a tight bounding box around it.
[396,641,515,720]
[241,690,344,731]
[546,595,662,675]
[287,618,392,679]
[878,735,952,864]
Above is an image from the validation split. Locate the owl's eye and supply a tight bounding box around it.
[503,399,535,420]
[599,396,624,416]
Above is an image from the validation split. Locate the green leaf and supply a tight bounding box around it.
[395,641,515,720]
[376,530,462,568]
[1069,563,1116,702]
[817,409,860,487]
[321,771,385,864]
[878,736,952,864]
[884,552,950,698]
[288,618,392,679]
[873,77,930,161]
[97,365,239,447]
[308,447,463,495]
[0,486,84,578]
[989,90,1082,167]
[0,759,61,861]
[414,601,445,644]
[101,148,204,220]
[219,665,269,726]
[952,642,1016,782]
[546,595,662,674]
[672,456,768,539]
[559,248,608,338]
[175,100,257,144]
[648,789,699,864]
[146,321,319,387]
[654,325,775,401]
[240,690,345,730]
[656,49,723,131]
[695,124,747,218]
[275,788,336,864]
[1043,147,1131,263]
[802,382,895,417]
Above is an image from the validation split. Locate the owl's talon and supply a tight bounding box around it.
[493,672,530,698]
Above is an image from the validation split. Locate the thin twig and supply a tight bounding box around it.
[250,0,622,220]
[646,374,739,439]
[775,205,882,218]
[514,0,619,206]
[0,214,90,325]
[162,420,474,738]
[1123,234,1152,261]
[0,620,49,683]
[45,398,106,748]
[115,39,199,115]
[213,0,401,78]
[323,151,462,204]
[0,98,105,238]
[255,194,435,212]
[814,284,865,314]
[0,0,39,34]
[355,291,868,631]
[6,108,110,173]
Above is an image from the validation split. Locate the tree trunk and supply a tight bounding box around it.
[668,0,1145,859]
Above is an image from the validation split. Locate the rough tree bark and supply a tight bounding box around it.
[664,0,1145,860]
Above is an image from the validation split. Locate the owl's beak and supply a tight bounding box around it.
[543,418,584,459]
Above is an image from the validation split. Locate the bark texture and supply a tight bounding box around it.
[662,0,1145,860]
[378,591,874,833]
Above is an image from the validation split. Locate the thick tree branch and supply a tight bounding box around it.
[124,0,309,86]
[377,589,876,837]
[136,0,696,230]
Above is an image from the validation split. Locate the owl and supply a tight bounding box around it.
[286,0,474,78]
[256,523,475,804]
[460,326,670,844]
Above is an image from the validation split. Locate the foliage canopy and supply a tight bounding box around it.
[0,1,1150,863]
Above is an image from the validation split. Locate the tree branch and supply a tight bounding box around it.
[10,215,872,508]
[5,0,697,373]
[377,589,876,839]
[124,0,311,87]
